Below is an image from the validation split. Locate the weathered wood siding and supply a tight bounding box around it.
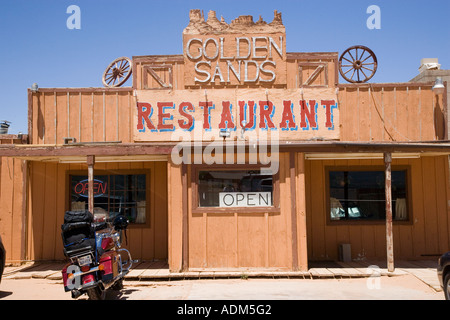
[30,88,134,145]
[26,161,167,261]
[167,152,309,271]
[305,156,450,261]
[338,84,444,141]
[6,52,446,268]
[0,157,26,263]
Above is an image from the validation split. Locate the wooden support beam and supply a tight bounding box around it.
[181,163,189,271]
[87,155,95,214]
[289,152,299,270]
[384,152,395,272]
[297,153,308,271]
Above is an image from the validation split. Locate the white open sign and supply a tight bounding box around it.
[219,192,272,208]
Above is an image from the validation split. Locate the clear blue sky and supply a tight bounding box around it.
[0,0,449,134]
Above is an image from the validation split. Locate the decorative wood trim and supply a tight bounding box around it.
[299,62,328,88]
[143,64,173,90]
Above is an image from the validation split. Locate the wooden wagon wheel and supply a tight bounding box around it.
[339,45,377,83]
[102,57,132,87]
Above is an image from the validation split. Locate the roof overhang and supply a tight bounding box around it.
[0,141,449,163]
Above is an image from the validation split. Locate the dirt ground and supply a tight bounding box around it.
[0,273,443,301]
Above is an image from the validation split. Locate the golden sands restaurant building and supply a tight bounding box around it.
[1,10,450,273]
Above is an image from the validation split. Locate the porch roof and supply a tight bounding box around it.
[0,140,449,162]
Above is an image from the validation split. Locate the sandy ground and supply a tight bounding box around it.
[0,273,443,301]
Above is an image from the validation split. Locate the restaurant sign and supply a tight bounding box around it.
[134,88,339,142]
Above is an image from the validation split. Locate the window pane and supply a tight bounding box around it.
[70,174,147,224]
[198,169,273,208]
[329,170,407,221]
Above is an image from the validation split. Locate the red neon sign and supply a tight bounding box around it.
[74,179,107,198]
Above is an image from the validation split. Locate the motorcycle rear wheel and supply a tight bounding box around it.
[87,286,106,300]
[112,279,124,290]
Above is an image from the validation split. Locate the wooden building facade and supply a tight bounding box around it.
[0,10,449,272]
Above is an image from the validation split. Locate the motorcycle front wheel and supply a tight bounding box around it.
[87,286,106,300]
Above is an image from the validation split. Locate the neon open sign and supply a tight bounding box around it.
[73,179,107,198]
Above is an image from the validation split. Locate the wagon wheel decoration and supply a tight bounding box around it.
[339,45,378,83]
[102,57,132,87]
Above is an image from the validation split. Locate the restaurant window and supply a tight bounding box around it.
[197,169,274,208]
[70,173,148,225]
[328,169,408,222]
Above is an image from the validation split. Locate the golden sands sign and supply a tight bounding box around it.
[134,10,339,142]
[183,9,286,86]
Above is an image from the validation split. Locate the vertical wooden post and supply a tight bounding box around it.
[289,152,299,270]
[21,160,29,262]
[384,152,394,272]
[87,155,95,214]
[181,163,189,271]
[297,153,308,271]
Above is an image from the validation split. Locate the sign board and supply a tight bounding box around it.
[134,87,339,142]
[134,10,340,143]
[73,179,107,198]
[219,192,272,207]
[183,10,286,87]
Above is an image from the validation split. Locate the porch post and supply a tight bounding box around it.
[87,155,95,214]
[289,152,299,270]
[297,153,308,271]
[384,152,394,272]
[181,163,189,271]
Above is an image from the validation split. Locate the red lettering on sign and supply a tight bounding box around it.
[219,101,235,129]
[300,100,317,129]
[258,100,275,129]
[321,100,336,128]
[238,100,256,129]
[74,180,107,197]
[137,102,156,130]
[157,102,175,131]
[199,101,214,130]
[178,102,194,130]
[136,98,337,132]
[279,100,296,129]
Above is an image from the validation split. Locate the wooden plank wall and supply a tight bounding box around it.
[27,161,168,261]
[0,157,26,263]
[30,84,440,145]
[185,153,294,270]
[30,88,134,145]
[305,156,450,261]
[134,54,338,91]
[338,85,441,142]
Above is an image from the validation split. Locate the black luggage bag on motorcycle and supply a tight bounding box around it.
[61,211,96,257]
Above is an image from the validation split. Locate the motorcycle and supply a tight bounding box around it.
[60,210,135,300]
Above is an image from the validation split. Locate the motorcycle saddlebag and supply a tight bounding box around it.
[63,210,93,224]
[61,215,96,257]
